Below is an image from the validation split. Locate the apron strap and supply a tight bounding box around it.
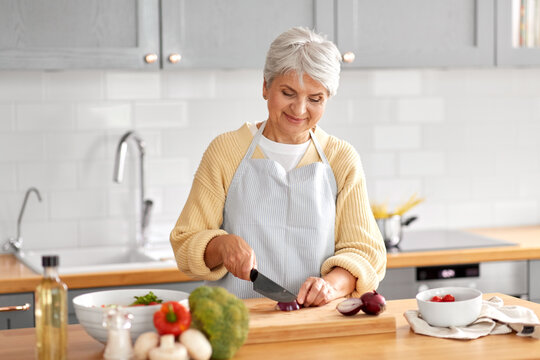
[244,121,329,166]
[243,121,267,160]
[309,128,330,166]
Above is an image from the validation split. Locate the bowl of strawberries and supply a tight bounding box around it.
[416,287,483,327]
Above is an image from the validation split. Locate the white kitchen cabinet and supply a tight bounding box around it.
[0,0,160,70]
[160,0,326,69]
[335,0,495,68]
[0,293,34,329]
[495,0,540,66]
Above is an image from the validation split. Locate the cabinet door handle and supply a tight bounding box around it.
[144,53,159,64]
[342,51,356,63]
[168,53,182,64]
[0,303,31,312]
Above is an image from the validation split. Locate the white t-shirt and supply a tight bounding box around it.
[248,123,310,172]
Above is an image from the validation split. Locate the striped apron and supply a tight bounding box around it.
[209,121,337,298]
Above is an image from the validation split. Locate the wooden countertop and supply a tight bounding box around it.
[386,225,540,268]
[0,254,195,294]
[1,293,538,360]
[2,226,539,294]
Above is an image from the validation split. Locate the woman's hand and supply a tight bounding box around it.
[297,277,336,307]
[297,267,356,307]
[204,234,256,281]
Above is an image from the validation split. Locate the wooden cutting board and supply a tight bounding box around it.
[243,297,396,344]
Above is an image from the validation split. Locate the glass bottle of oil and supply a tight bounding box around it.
[35,255,67,360]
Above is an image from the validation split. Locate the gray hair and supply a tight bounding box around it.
[263,27,342,97]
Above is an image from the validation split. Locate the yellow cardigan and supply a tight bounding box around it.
[170,123,386,297]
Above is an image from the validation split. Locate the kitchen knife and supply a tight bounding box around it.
[250,269,297,303]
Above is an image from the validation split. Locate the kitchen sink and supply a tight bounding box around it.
[16,246,176,275]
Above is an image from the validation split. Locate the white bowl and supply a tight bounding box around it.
[73,288,189,344]
[416,287,483,327]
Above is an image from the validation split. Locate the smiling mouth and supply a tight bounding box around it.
[285,113,305,122]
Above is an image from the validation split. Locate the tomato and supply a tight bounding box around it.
[153,301,191,337]
[430,296,443,302]
[442,294,455,302]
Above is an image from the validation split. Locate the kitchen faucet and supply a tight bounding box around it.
[2,187,42,252]
[113,131,153,248]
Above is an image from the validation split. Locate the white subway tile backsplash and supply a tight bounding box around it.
[163,71,216,99]
[50,191,107,219]
[106,72,161,100]
[373,125,421,150]
[214,70,262,99]
[447,202,494,228]
[22,220,79,250]
[372,178,422,208]
[471,176,517,200]
[161,185,191,217]
[0,133,44,162]
[404,203,447,230]
[3,68,540,251]
[397,97,444,123]
[424,177,471,201]
[76,103,132,130]
[446,97,533,124]
[0,104,14,132]
[45,132,107,161]
[336,71,372,98]
[446,151,496,176]
[18,162,77,191]
[146,158,191,186]
[0,72,42,101]
[0,164,16,191]
[372,71,422,96]
[399,152,445,176]
[495,150,540,175]
[494,201,538,226]
[16,103,74,131]
[134,102,188,129]
[350,98,396,124]
[108,189,136,217]
[78,219,130,247]
[324,99,353,125]
[518,175,540,198]
[43,71,104,101]
[78,160,115,189]
[362,152,397,177]
[0,191,48,223]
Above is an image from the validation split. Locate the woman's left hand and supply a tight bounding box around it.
[296,277,336,307]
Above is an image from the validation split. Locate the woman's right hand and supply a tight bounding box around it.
[204,234,256,281]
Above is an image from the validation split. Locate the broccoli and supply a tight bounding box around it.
[188,286,249,359]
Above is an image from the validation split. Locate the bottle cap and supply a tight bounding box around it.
[42,255,59,267]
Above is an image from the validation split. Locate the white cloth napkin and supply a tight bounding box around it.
[404,296,540,340]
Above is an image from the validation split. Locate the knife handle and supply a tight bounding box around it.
[249,269,258,282]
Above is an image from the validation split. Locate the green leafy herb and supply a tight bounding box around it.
[130,291,163,306]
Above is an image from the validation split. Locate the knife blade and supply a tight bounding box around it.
[250,269,297,303]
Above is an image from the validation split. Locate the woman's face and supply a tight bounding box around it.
[263,71,329,144]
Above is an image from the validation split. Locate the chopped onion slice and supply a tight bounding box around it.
[336,298,363,316]
[275,300,301,311]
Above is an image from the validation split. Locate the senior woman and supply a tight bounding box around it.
[170,27,386,307]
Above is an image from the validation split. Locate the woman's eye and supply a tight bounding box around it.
[309,97,321,103]
[282,91,294,97]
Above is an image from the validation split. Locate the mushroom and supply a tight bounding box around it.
[179,329,212,360]
[149,334,188,360]
[133,332,160,360]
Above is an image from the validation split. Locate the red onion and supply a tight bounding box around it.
[359,290,386,315]
[275,300,301,311]
[336,298,363,316]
